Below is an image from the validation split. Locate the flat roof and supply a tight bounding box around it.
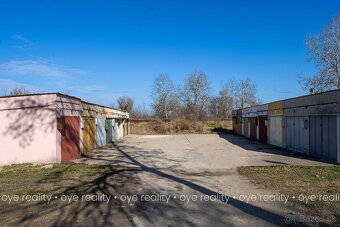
[0,92,128,113]
[277,88,340,103]
[0,92,81,100]
[233,88,340,112]
[81,100,126,112]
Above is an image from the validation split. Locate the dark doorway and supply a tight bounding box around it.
[259,117,267,144]
[106,119,113,144]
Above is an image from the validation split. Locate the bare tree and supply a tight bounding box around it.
[208,88,233,118]
[223,77,260,109]
[7,87,30,96]
[299,14,340,93]
[114,96,134,113]
[180,71,211,118]
[151,74,179,119]
[133,103,151,119]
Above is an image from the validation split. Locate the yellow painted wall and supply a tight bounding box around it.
[122,119,126,136]
[268,100,284,115]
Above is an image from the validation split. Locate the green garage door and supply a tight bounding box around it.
[105,119,112,144]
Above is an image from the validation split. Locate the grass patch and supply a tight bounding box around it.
[0,163,144,226]
[0,163,123,201]
[238,165,340,223]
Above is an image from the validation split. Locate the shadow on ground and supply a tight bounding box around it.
[0,139,313,226]
[217,133,329,164]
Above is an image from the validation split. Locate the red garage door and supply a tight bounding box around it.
[259,117,268,144]
[249,118,257,140]
[61,116,80,163]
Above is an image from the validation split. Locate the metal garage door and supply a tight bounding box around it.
[113,119,119,141]
[96,118,105,148]
[105,119,112,143]
[83,118,96,153]
[286,117,304,153]
[259,117,268,144]
[269,117,282,147]
[61,116,80,163]
[249,118,257,140]
[244,118,249,138]
[237,117,242,135]
[310,116,337,162]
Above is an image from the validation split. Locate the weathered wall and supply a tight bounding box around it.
[56,94,83,161]
[0,93,130,166]
[113,119,119,140]
[284,103,340,116]
[104,106,129,119]
[284,90,340,116]
[242,104,268,118]
[268,101,284,147]
[61,116,81,163]
[96,118,106,147]
[82,102,106,118]
[268,101,284,116]
[83,117,96,153]
[0,94,57,165]
[284,90,340,109]
[104,107,114,118]
[243,118,249,138]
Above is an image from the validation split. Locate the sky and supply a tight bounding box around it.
[0,0,339,108]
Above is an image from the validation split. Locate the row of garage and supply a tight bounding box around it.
[232,89,340,164]
[0,93,130,166]
[81,101,129,153]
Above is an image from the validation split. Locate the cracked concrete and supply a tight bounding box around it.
[74,133,329,226]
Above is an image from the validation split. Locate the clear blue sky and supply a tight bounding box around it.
[0,0,339,108]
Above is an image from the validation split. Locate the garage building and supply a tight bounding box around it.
[232,89,340,164]
[0,93,130,166]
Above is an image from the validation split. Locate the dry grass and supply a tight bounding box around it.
[130,119,232,134]
[0,163,143,226]
[0,163,122,198]
[238,165,340,223]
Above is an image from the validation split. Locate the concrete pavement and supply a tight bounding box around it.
[75,133,328,226]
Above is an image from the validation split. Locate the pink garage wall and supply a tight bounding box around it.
[0,94,57,166]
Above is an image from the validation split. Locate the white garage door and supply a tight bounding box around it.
[310,116,337,163]
[269,117,282,147]
[286,117,304,153]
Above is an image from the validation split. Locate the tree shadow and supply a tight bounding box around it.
[0,97,56,148]
[0,140,313,226]
[109,143,306,226]
[210,127,233,134]
[0,164,146,226]
[216,133,329,164]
